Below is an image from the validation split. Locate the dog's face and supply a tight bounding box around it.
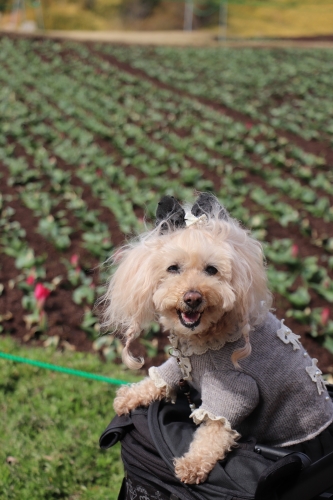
[152,227,236,336]
[104,207,271,369]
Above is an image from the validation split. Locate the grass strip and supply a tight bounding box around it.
[0,337,142,500]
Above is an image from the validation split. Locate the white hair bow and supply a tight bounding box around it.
[184,212,208,227]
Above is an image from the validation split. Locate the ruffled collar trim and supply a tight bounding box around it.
[169,325,242,357]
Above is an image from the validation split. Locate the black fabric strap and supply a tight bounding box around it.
[117,478,127,500]
[278,450,333,500]
[99,413,133,449]
[255,454,309,500]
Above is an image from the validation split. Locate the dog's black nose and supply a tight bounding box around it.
[184,291,203,309]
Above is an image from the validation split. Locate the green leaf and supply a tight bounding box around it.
[311,283,333,303]
[15,250,37,270]
[73,285,95,305]
[267,268,296,294]
[323,336,333,355]
[286,308,311,324]
[287,287,311,308]
[140,338,158,358]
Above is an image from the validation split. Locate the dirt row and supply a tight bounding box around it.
[87,44,333,167]
[48,43,333,248]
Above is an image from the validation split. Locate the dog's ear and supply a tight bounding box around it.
[102,241,161,369]
[227,225,272,368]
[191,193,229,221]
[230,230,270,321]
[155,195,186,233]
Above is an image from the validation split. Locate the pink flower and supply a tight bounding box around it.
[70,254,79,266]
[34,283,51,304]
[245,122,253,130]
[26,275,35,286]
[291,244,299,257]
[321,307,330,326]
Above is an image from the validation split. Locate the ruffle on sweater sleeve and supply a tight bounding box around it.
[190,408,241,440]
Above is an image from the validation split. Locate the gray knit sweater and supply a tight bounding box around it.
[149,313,333,447]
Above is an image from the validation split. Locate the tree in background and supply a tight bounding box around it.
[0,0,11,12]
[121,0,161,21]
[1,0,331,35]
[83,0,95,10]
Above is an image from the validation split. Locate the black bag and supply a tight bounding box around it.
[100,391,312,500]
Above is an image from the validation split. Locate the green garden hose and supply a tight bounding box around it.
[0,351,129,385]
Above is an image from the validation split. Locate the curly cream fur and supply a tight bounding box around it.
[174,419,239,484]
[113,378,167,415]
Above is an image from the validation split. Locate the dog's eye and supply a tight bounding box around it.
[167,264,180,273]
[205,265,218,276]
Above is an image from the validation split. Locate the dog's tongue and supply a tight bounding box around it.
[181,311,200,324]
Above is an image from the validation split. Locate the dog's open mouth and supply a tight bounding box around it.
[177,310,202,329]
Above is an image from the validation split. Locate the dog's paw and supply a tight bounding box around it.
[113,378,165,415]
[113,385,140,415]
[174,455,209,484]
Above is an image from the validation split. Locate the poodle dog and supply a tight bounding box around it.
[102,193,333,485]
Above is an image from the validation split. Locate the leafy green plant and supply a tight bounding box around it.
[139,322,160,358]
[73,282,96,305]
[286,287,311,309]
[81,308,100,338]
[93,334,124,361]
[38,216,72,251]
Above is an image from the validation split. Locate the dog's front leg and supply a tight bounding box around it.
[113,378,167,415]
[174,419,238,484]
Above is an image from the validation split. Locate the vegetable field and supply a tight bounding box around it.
[1,35,333,373]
